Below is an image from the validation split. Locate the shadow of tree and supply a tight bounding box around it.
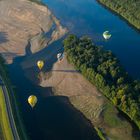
[0,32,8,44]
[51,69,79,73]
[25,40,32,56]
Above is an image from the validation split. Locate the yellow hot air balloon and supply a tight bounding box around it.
[28,95,37,108]
[37,60,44,70]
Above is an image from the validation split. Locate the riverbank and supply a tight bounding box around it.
[0,83,13,139]
[0,55,29,140]
[40,50,140,139]
[97,0,140,31]
[63,34,140,127]
[53,34,140,139]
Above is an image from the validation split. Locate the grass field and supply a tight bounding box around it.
[0,86,13,140]
[103,103,127,127]
[69,95,139,140]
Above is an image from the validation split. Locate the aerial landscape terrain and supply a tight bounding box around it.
[0,0,140,140]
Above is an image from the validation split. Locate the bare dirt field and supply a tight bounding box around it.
[0,0,67,63]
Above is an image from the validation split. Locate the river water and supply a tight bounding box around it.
[8,0,140,140]
[43,0,140,79]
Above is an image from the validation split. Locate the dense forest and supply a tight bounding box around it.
[63,35,140,129]
[98,0,140,30]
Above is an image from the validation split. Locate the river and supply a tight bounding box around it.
[8,0,140,140]
[42,0,140,79]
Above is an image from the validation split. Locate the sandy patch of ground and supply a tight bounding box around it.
[40,55,137,140]
[0,0,67,63]
[41,56,101,97]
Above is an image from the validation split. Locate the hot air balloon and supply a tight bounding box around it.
[103,31,111,40]
[37,60,44,70]
[28,95,37,108]
[57,53,64,61]
[57,53,62,60]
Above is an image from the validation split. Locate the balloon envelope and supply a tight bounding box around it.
[103,31,111,40]
[28,95,37,108]
[57,53,64,61]
[57,53,62,59]
[37,60,44,70]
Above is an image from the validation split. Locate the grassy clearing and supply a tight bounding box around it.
[0,86,13,140]
[95,127,106,140]
[69,95,139,140]
[103,103,125,127]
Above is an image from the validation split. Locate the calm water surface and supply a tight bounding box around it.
[43,0,140,79]
[8,0,140,139]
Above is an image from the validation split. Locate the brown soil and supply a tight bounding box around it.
[0,0,67,63]
[40,55,138,140]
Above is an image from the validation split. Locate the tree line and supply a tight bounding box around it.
[63,35,140,128]
[98,0,140,30]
